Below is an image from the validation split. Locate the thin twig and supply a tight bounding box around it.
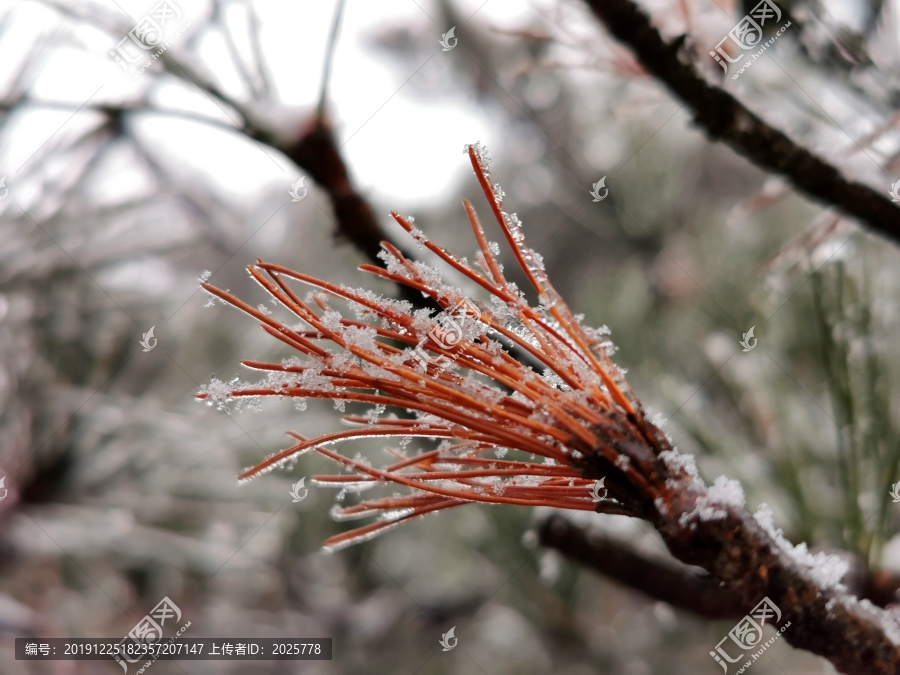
[538,513,746,619]
[317,0,346,119]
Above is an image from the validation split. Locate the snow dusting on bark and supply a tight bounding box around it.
[754,503,848,590]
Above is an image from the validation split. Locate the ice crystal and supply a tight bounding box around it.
[708,475,745,509]
[200,377,239,411]
[754,503,848,590]
[377,248,408,277]
[410,228,427,250]
[467,141,493,172]
[659,449,705,488]
[679,475,745,524]
[366,404,386,424]
[197,141,680,554]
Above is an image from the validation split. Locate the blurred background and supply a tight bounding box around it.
[1,0,900,672]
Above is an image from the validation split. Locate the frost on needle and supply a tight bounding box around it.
[197,143,681,553]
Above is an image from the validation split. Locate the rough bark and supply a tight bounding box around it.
[651,473,899,674]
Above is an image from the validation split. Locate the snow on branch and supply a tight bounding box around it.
[582,0,900,245]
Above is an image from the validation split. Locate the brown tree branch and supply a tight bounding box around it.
[647,472,900,675]
[283,118,396,267]
[582,0,900,244]
[539,513,900,622]
[281,117,443,311]
[538,513,747,620]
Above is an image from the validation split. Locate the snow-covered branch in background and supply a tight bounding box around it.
[582,0,900,245]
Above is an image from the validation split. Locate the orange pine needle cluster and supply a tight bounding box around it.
[197,143,672,552]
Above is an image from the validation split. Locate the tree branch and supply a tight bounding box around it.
[539,512,900,624]
[538,513,747,620]
[650,474,900,675]
[582,0,900,244]
[283,118,393,267]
